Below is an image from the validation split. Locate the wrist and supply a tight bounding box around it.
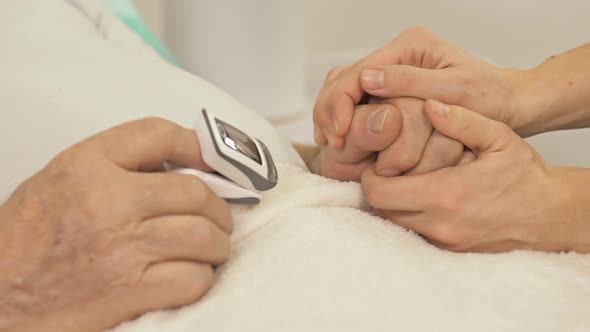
[499,67,543,137]
[509,45,590,136]
[509,65,562,137]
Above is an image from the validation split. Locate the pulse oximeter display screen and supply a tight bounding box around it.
[216,120,262,164]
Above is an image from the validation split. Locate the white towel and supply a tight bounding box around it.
[113,164,590,332]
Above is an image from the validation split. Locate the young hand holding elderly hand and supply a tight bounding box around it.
[365,100,589,253]
[312,27,590,253]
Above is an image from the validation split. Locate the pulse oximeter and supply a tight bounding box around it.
[170,109,278,205]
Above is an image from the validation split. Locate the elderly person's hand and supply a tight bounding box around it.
[313,27,527,149]
[362,100,590,253]
[303,95,466,181]
[364,96,467,177]
[309,102,401,181]
[0,118,233,332]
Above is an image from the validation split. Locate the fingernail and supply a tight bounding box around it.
[377,168,400,177]
[430,100,449,116]
[332,112,340,134]
[368,108,390,133]
[361,69,384,90]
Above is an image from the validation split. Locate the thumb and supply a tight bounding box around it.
[424,100,512,154]
[320,104,402,165]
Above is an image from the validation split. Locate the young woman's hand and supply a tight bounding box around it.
[362,101,589,253]
[313,27,527,148]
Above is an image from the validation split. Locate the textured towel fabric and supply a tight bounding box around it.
[1,1,589,332]
[112,164,590,332]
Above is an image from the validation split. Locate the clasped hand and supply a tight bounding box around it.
[312,27,580,253]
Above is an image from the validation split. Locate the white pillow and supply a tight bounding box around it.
[0,0,305,201]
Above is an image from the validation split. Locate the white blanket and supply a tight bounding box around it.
[1,1,589,331]
[115,164,590,332]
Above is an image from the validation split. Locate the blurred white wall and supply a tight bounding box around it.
[134,0,590,167]
[163,1,308,121]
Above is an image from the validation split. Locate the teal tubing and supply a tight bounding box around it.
[101,0,178,66]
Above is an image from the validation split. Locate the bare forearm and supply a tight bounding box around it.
[515,43,590,136]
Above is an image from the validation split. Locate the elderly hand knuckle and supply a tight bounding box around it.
[313,102,331,122]
[139,117,175,135]
[185,176,209,204]
[440,144,464,167]
[326,66,344,82]
[50,146,89,172]
[194,220,215,246]
[395,152,420,172]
